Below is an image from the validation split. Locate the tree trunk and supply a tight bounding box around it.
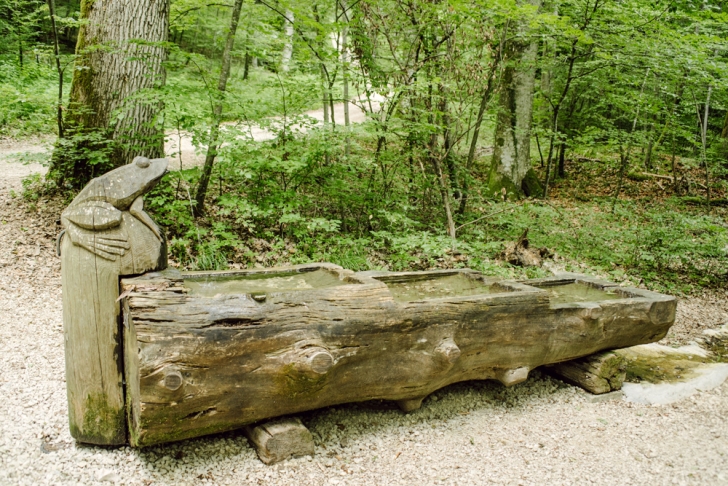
[557,141,566,178]
[643,117,656,170]
[49,0,169,188]
[341,1,351,154]
[46,0,64,139]
[613,68,650,211]
[281,9,294,72]
[243,50,251,80]
[194,0,246,217]
[487,0,541,197]
[458,86,492,215]
[699,85,712,204]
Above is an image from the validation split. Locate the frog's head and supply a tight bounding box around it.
[102,157,168,209]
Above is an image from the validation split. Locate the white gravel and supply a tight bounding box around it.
[1,149,727,486]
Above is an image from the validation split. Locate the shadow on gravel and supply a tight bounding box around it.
[109,371,572,477]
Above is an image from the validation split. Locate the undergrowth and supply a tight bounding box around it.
[143,151,727,296]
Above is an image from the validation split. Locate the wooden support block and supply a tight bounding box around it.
[396,397,425,412]
[548,351,627,394]
[244,418,315,465]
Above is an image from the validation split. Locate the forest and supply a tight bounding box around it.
[2,0,727,294]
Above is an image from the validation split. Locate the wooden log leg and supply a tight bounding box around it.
[61,236,126,445]
[244,418,315,465]
[547,351,627,394]
[396,397,425,412]
[495,367,530,386]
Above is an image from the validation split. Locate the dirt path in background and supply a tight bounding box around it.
[0,99,380,172]
[166,100,377,169]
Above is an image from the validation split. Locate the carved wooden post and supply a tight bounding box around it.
[59,157,168,445]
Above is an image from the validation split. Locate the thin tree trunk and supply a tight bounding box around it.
[313,5,330,127]
[557,141,566,178]
[243,50,250,80]
[543,117,557,198]
[281,9,294,72]
[543,43,577,192]
[457,82,495,215]
[329,91,336,127]
[431,153,457,244]
[194,0,245,216]
[671,133,678,193]
[613,68,650,212]
[699,85,712,204]
[242,28,251,81]
[341,0,351,154]
[46,0,64,139]
[643,122,655,169]
[321,67,329,125]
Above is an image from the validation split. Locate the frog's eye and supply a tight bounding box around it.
[135,157,151,168]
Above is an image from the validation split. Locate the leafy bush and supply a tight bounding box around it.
[0,58,65,136]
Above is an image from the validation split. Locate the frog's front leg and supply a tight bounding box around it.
[65,224,130,260]
[129,196,164,243]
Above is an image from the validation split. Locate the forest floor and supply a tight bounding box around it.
[1,141,727,485]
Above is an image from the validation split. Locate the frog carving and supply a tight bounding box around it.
[59,156,168,273]
[59,156,169,445]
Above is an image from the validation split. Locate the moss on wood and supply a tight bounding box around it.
[68,392,126,445]
[521,169,543,198]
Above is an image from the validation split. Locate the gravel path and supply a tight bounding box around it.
[1,147,727,485]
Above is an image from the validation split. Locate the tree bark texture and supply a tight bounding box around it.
[488,0,541,196]
[120,268,675,447]
[52,0,169,186]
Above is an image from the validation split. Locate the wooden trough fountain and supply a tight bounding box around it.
[59,159,677,453]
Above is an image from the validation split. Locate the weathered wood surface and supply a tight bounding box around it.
[547,351,627,394]
[121,267,675,447]
[60,157,168,445]
[244,418,315,464]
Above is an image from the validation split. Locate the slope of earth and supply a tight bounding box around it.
[0,150,726,485]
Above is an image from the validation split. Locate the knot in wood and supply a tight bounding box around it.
[163,371,184,391]
[435,338,461,363]
[302,348,334,375]
[251,292,267,302]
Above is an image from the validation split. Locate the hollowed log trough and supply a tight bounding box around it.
[120,264,676,447]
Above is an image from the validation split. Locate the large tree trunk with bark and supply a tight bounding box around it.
[487,0,541,197]
[49,0,169,188]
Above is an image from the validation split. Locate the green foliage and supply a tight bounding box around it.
[6,0,728,297]
[465,199,727,294]
[0,58,67,136]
